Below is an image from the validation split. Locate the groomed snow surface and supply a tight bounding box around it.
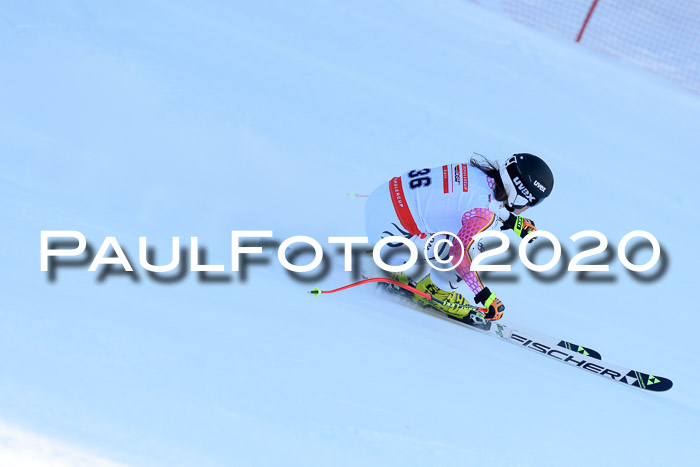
[2,1,700,466]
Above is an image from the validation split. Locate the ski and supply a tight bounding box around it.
[313,277,672,393]
[475,319,672,392]
[397,289,670,392]
[391,290,672,392]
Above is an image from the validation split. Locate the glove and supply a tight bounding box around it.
[501,213,537,243]
[474,287,505,321]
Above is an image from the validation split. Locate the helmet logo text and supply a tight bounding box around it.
[513,176,536,202]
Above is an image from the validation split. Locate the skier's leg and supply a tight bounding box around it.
[410,234,473,317]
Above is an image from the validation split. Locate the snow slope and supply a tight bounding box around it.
[1,0,700,465]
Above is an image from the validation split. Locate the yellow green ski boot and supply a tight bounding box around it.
[412,273,473,320]
[388,271,416,299]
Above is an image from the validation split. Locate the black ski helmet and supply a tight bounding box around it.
[498,153,554,209]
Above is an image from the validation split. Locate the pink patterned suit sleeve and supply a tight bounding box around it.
[449,208,496,297]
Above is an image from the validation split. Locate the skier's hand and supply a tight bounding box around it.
[501,214,537,243]
[474,287,505,321]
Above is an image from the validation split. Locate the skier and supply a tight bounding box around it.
[364,153,554,322]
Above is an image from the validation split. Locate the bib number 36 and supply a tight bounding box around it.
[408,168,431,189]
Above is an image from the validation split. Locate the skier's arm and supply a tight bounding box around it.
[450,207,505,320]
[450,207,495,296]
